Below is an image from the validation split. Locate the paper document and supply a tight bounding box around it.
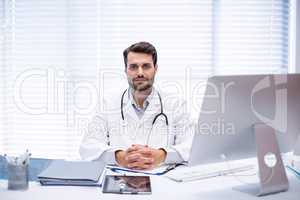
[106,164,173,176]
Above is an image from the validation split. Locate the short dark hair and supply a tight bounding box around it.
[123,41,157,68]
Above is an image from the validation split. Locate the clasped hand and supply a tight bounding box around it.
[115,144,166,170]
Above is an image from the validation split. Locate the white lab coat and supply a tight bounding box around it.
[79,88,194,164]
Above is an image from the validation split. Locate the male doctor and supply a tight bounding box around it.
[79,41,194,170]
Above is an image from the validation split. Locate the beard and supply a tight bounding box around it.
[128,77,154,92]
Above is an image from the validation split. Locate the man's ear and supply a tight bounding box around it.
[154,64,158,72]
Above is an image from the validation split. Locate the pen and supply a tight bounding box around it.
[108,163,183,176]
[21,150,31,165]
[286,165,300,177]
[3,150,31,166]
[4,154,14,164]
[160,163,184,175]
[109,167,156,175]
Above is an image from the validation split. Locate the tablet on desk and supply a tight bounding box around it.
[102,175,151,195]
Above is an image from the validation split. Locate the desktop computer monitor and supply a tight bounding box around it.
[189,74,300,166]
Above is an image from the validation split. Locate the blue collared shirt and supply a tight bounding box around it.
[128,87,155,119]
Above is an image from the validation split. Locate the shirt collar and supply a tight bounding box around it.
[128,87,155,110]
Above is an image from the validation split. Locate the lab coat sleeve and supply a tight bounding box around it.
[164,98,195,164]
[79,114,120,164]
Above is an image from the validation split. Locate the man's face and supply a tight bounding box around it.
[126,52,157,92]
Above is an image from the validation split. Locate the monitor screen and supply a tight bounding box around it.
[189,74,300,166]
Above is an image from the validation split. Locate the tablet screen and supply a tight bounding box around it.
[102,175,151,194]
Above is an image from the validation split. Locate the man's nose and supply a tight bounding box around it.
[137,66,144,76]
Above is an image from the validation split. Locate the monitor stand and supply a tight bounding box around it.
[254,123,289,196]
[233,123,289,196]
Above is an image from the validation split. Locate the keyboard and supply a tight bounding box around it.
[165,161,255,182]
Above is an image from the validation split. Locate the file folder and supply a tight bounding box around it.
[38,160,105,186]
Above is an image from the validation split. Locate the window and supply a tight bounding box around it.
[0,0,292,158]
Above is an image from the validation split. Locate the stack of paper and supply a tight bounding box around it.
[38,160,105,186]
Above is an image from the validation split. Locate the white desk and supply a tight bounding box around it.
[0,169,299,200]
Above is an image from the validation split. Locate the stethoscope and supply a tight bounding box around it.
[121,88,168,126]
[120,88,169,145]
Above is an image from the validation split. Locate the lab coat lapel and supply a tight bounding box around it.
[122,91,140,123]
[141,90,161,124]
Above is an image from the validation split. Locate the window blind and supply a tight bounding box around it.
[1,0,98,159]
[214,0,289,75]
[0,0,291,159]
[98,0,214,119]
[0,0,5,152]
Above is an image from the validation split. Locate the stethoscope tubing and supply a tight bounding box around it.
[120,88,168,126]
[120,88,170,145]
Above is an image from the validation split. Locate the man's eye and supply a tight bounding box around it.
[128,65,138,70]
[143,64,151,69]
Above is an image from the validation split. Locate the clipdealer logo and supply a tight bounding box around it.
[251,75,288,133]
